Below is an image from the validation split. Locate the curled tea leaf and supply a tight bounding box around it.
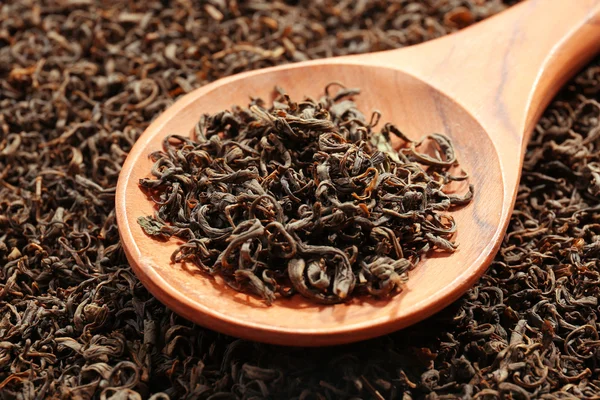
[138,84,472,304]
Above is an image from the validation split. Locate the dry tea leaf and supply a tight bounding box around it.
[8,0,600,399]
[138,84,472,304]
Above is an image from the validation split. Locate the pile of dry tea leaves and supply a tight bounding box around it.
[3,0,600,399]
[138,84,472,305]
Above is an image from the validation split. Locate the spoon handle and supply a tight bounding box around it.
[368,0,600,150]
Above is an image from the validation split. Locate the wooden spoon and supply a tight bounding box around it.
[116,0,600,346]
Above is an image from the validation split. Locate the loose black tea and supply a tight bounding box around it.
[137,84,473,305]
[5,0,600,399]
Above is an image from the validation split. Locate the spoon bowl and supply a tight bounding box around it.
[116,0,600,345]
[117,62,503,345]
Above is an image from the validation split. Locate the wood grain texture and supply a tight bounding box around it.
[115,0,600,346]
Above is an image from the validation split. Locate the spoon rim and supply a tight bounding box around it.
[116,58,508,345]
